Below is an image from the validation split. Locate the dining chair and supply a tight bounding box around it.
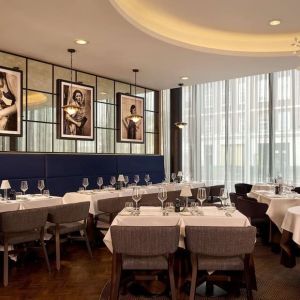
[208,185,224,203]
[47,201,92,270]
[235,183,253,195]
[185,226,256,300]
[0,207,50,286]
[110,225,180,300]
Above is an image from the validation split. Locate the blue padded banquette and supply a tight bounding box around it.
[0,154,165,196]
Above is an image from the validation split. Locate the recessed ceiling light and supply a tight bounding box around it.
[74,39,89,45]
[181,76,189,80]
[269,19,281,26]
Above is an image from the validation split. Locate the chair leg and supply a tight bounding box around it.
[55,225,61,271]
[189,253,198,300]
[83,229,93,259]
[168,254,177,300]
[244,254,253,300]
[110,253,122,300]
[40,228,51,273]
[3,241,8,287]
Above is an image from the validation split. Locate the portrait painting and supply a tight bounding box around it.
[117,93,144,143]
[57,80,94,140]
[0,66,22,136]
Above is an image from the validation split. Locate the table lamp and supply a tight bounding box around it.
[117,174,125,190]
[180,185,192,212]
[1,180,11,201]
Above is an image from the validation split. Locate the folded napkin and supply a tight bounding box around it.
[139,206,161,211]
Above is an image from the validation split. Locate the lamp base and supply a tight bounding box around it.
[182,197,189,212]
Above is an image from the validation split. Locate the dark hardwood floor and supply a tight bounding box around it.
[0,239,300,299]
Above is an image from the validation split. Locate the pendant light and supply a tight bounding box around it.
[127,69,143,123]
[63,49,80,115]
[174,83,187,129]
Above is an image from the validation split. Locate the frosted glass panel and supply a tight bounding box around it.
[77,137,96,153]
[53,124,76,152]
[96,103,115,128]
[77,72,96,87]
[27,122,52,152]
[97,128,114,153]
[146,133,154,154]
[115,142,130,153]
[27,92,52,122]
[28,60,52,92]
[54,66,75,93]
[146,90,155,111]
[97,77,114,104]
[146,111,155,132]
[132,143,145,154]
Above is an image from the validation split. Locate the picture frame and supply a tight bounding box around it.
[0,65,23,136]
[57,80,94,140]
[117,92,144,143]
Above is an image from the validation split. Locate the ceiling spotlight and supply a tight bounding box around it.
[75,39,88,45]
[181,76,189,80]
[269,19,281,26]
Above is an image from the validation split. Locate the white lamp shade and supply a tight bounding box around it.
[118,174,125,182]
[177,171,183,177]
[180,185,192,197]
[1,180,11,189]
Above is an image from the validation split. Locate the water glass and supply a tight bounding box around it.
[226,203,236,214]
[20,180,28,195]
[97,177,103,190]
[191,202,199,214]
[78,187,84,192]
[82,178,89,190]
[197,188,206,212]
[220,188,228,208]
[158,187,167,211]
[38,179,45,194]
[132,186,142,215]
[43,189,50,198]
[144,174,150,185]
[171,173,176,183]
[110,176,116,187]
[165,202,174,212]
[125,202,134,212]
[124,176,129,187]
[134,174,140,185]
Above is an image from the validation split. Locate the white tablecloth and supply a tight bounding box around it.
[249,191,300,231]
[281,206,300,245]
[0,195,62,212]
[103,206,250,252]
[250,183,274,193]
[63,182,205,215]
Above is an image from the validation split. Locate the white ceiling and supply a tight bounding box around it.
[1,0,300,90]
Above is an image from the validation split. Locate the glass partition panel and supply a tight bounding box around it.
[27,92,52,122]
[27,122,53,152]
[76,72,96,87]
[28,60,52,93]
[97,128,114,153]
[97,78,114,104]
[96,102,115,128]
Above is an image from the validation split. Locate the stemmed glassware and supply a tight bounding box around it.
[132,186,142,215]
[171,173,176,183]
[20,181,28,195]
[144,174,150,185]
[38,179,45,194]
[134,174,140,185]
[158,187,167,212]
[197,188,206,214]
[220,188,228,208]
[82,178,89,190]
[97,177,103,190]
[124,176,129,188]
[110,176,116,187]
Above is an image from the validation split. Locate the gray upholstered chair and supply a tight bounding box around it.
[110,225,180,300]
[185,226,256,300]
[47,202,92,270]
[0,208,50,286]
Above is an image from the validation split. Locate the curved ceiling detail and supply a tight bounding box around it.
[110,0,300,56]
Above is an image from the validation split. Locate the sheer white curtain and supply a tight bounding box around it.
[160,89,171,180]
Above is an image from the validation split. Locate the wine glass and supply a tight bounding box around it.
[124,176,129,188]
[82,178,89,190]
[97,177,103,190]
[220,188,228,208]
[171,173,176,183]
[144,174,150,185]
[132,186,142,215]
[134,174,140,185]
[20,180,28,195]
[38,179,45,194]
[158,187,167,212]
[110,176,116,187]
[197,188,206,214]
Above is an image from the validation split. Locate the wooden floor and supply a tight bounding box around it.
[0,239,300,300]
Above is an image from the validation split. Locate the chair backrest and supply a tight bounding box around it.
[111,225,180,256]
[0,207,48,233]
[235,196,268,219]
[185,226,256,256]
[292,187,300,194]
[47,202,90,223]
[209,185,224,197]
[235,183,253,195]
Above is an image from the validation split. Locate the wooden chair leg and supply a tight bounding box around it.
[40,227,51,273]
[83,229,93,259]
[3,241,8,287]
[189,253,198,300]
[244,254,253,300]
[168,254,177,300]
[55,225,61,271]
[110,253,122,300]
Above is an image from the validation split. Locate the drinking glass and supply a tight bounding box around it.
[220,188,228,208]
[43,189,50,198]
[82,178,89,190]
[171,173,176,183]
[38,179,45,194]
[125,202,134,212]
[165,202,174,212]
[20,181,28,195]
[158,187,167,211]
[110,176,116,187]
[197,188,206,213]
[97,177,103,190]
[226,202,236,214]
[134,174,140,185]
[132,186,142,215]
[124,176,129,187]
[190,202,199,215]
[78,187,84,192]
[144,174,150,185]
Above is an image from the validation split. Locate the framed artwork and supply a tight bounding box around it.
[117,92,144,143]
[0,66,23,136]
[57,80,94,140]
